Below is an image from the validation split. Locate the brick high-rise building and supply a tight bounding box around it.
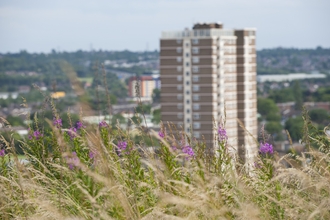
[160,23,258,163]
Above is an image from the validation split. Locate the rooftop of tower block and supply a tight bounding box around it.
[161,22,257,39]
[193,23,223,30]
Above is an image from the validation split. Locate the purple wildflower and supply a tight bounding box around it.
[218,126,228,142]
[118,141,127,151]
[99,120,108,128]
[75,121,85,130]
[171,145,177,151]
[33,130,43,140]
[158,130,165,138]
[66,152,80,170]
[67,127,77,140]
[0,149,5,157]
[259,142,274,155]
[68,164,74,170]
[182,145,194,158]
[53,117,62,128]
[89,151,96,159]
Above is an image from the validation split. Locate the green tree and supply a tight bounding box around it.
[135,104,151,115]
[152,88,160,103]
[257,98,280,118]
[91,71,127,98]
[109,94,117,105]
[0,99,9,108]
[293,81,303,110]
[268,88,295,103]
[266,112,281,121]
[265,121,282,134]
[5,115,25,127]
[23,90,46,103]
[111,114,126,128]
[314,87,330,102]
[258,98,284,138]
[152,109,161,124]
[131,115,142,125]
[309,109,330,125]
[285,117,304,142]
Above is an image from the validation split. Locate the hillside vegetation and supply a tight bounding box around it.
[257,47,330,75]
[1,47,329,82]
[0,97,330,219]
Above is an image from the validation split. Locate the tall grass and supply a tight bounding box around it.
[0,101,330,219]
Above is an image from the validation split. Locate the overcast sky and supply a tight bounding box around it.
[0,0,329,53]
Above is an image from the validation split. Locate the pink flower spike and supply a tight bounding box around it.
[259,142,274,155]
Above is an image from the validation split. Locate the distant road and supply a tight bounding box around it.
[112,103,138,114]
[107,69,134,81]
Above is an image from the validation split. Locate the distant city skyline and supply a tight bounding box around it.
[0,0,329,53]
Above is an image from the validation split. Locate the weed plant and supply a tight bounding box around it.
[0,95,330,219]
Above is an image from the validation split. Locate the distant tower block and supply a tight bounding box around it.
[128,75,160,100]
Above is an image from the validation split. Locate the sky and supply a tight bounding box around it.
[0,0,329,53]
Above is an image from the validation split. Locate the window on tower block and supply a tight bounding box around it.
[192,39,199,44]
[193,66,199,73]
[193,57,199,63]
[193,76,199,82]
[193,113,200,119]
[193,104,200,110]
[193,94,199,101]
[193,122,200,129]
[193,85,199,92]
[192,47,199,54]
